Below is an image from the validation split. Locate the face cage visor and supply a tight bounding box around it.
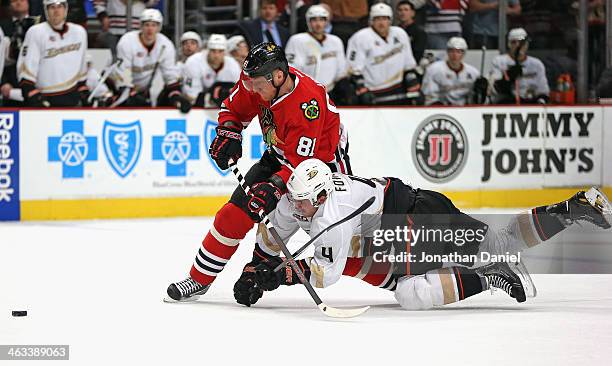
[241,71,274,92]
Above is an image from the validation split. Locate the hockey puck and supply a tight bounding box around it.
[11,310,27,317]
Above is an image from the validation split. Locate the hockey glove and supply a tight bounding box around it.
[79,89,91,107]
[27,90,50,107]
[246,181,282,221]
[233,263,264,307]
[210,81,235,107]
[472,77,489,104]
[209,122,242,170]
[170,93,192,114]
[254,257,311,291]
[403,70,421,92]
[506,63,523,81]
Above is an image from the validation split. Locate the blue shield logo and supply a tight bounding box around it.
[204,119,230,176]
[103,121,142,178]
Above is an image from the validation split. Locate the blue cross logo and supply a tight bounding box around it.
[152,119,199,177]
[48,119,97,178]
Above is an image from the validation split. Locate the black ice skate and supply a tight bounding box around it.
[165,277,210,302]
[551,187,612,229]
[476,262,528,303]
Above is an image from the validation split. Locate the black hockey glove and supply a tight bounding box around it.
[506,63,523,81]
[27,91,50,107]
[254,257,311,291]
[209,122,242,170]
[403,70,421,91]
[472,77,489,104]
[233,263,264,307]
[210,81,235,107]
[79,88,91,107]
[170,93,192,114]
[535,95,549,104]
[247,181,282,221]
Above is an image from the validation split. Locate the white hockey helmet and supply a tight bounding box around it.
[181,31,202,48]
[306,5,330,32]
[447,37,468,51]
[207,34,228,51]
[140,8,163,29]
[287,159,335,207]
[306,5,330,22]
[369,2,393,22]
[227,35,246,53]
[43,0,68,23]
[508,27,528,43]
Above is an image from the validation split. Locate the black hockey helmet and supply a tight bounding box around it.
[242,42,289,81]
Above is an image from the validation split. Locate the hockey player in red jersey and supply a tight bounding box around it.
[166,42,351,302]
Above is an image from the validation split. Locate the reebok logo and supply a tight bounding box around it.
[0,114,15,202]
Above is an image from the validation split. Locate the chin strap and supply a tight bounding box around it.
[271,70,289,101]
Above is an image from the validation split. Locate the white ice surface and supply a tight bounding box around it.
[2,214,612,366]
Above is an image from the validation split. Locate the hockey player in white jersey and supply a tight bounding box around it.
[284,5,350,104]
[491,28,550,104]
[421,37,488,105]
[227,35,249,66]
[181,34,241,108]
[233,158,611,310]
[112,9,190,112]
[345,3,417,105]
[177,31,202,74]
[17,0,89,107]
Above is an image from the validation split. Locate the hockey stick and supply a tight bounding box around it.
[109,86,131,108]
[88,59,122,104]
[513,40,525,105]
[374,91,420,104]
[229,161,370,318]
[480,46,486,77]
[273,196,376,272]
[146,44,166,95]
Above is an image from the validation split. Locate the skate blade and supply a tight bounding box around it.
[163,295,200,303]
[509,261,537,298]
[585,187,612,228]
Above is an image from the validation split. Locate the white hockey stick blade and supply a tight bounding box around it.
[318,303,370,318]
[110,87,131,108]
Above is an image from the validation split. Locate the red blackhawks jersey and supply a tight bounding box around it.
[218,66,346,183]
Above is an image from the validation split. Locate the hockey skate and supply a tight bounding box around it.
[554,187,612,229]
[476,261,532,303]
[164,277,210,303]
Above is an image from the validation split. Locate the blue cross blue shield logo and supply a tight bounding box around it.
[48,119,97,178]
[102,121,142,178]
[204,119,230,176]
[152,119,199,177]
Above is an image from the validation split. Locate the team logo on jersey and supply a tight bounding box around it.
[260,105,283,146]
[301,99,319,121]
[204,119,230,176]
[412,114,468,183]
[137,52,144,58]
[102,121,142,178]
